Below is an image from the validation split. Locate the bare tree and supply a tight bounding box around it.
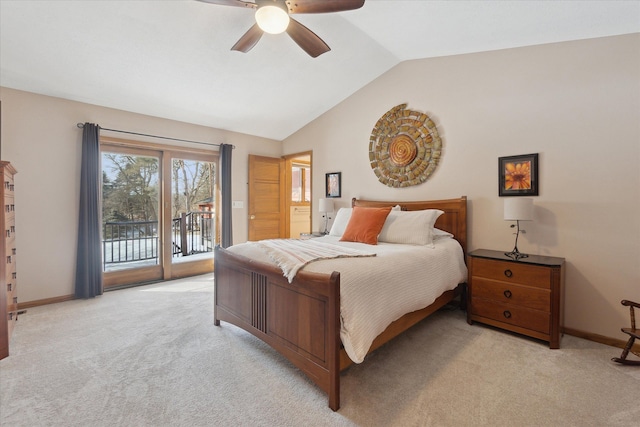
[102,153,159,223]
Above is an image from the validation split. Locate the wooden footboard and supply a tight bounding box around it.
[214,246,342,410]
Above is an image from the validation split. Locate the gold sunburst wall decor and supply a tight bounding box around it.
[369,104,442,188]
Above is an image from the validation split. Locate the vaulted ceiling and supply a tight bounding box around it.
[1,1,638,140]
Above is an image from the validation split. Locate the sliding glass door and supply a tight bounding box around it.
[101,140,218,288]
[101,146,163,287]
[167,153,217,278]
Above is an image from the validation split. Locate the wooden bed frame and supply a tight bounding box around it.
[213,196,467,411]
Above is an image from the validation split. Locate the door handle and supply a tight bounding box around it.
[250,215,256,220]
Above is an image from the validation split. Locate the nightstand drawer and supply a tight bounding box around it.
[471,278,550,312]
[472,258,551,289]
[472,298,550,334]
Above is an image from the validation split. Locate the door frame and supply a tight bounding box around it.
[247,151,313,240]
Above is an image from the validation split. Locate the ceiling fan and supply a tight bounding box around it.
[198,0,365,57]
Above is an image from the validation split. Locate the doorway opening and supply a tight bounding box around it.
[287,154,311,238]
[247,151,312,241]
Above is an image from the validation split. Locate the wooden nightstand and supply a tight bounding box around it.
[467,249,565,349]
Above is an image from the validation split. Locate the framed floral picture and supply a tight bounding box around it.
[499,153,538,197]
[325,172,341,198]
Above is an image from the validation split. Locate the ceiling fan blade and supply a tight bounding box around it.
[197,0,257,9]
[286,18,330,57]
[285,0,365,14]
[231,24,264,53]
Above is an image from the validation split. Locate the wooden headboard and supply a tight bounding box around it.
[352,196,468,255]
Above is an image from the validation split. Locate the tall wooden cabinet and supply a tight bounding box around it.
[0,161,17,360]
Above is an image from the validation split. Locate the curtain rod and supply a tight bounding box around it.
[76,123,234,149]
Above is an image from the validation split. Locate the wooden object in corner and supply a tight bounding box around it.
[467,249,565,349]
[0,161,17,360]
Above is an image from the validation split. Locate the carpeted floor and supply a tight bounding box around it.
[1,274,638,426]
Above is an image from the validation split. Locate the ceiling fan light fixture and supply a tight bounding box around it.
[255,5,290,34]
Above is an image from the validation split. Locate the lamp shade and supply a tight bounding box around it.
[318,198,334,214]
[504,198,533,221]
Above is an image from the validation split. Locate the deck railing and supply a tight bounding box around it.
[103,220,159,270]
[172,211,214,257]
[103,211,214,270]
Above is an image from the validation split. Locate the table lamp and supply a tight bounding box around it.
[318,198,334,234]
[504,198,533,260]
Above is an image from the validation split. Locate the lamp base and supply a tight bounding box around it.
[504,249,529,260]
[322,214,329,235]
[505,220,528,260]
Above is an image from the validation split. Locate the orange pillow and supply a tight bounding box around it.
[340,206,392,245]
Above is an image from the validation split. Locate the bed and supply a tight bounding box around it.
[213,196,468,411]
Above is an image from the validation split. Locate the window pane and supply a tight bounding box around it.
[171,158,216,264]
[101,152,159,272]
[291,166,302,202]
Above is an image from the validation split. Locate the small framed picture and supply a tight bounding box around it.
[499,153,539,197]
[325,172,341,198]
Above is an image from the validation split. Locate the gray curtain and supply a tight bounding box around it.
[220,143,233,248]
[75,123,103,298]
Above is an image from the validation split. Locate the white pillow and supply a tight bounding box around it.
[378,209,444,245]
[329,208,352,237]
[329,205,401,237]
[433,228,454,240]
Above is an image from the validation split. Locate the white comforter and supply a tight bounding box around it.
[227,235,468,364]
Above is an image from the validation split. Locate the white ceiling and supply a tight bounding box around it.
[1,1,639,141]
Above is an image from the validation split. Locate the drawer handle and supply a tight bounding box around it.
[504,269,513,278]
[503,310,512,319]
[503,290,512,298]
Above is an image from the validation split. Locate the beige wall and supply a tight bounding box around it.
[283,34,640,343]
[0,87,281,303]
[1,33,638,344]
